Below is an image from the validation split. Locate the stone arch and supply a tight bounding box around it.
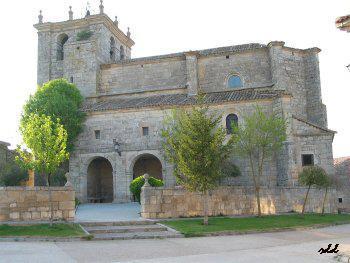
[57,33,68,61]
[87,157,114,203]
[225,72,244,89]
[130,153,163,180]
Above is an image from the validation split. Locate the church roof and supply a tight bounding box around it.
[82,88,287,112]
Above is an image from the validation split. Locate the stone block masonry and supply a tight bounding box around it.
[140,186,338,219]
[0,186,75,222]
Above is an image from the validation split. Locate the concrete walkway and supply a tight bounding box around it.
[75,203,142,222]
[1,224,350,262]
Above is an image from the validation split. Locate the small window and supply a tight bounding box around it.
[226,55,230,59]
[226,114,238,134]
[338,198,343,203]
[227,75,243,89]
[94,130,101,139]
[302,154,314,166]
[142,127,149,136]
[70,76,74,83]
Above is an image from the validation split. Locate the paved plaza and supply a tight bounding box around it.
[75,203,142,222]
[1,224,350,262]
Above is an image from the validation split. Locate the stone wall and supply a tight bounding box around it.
[0,187,75,222]
[335,157,350,212]
[140,186,338,219]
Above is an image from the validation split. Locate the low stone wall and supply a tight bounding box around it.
[0,187,75,222]
[140,186,338,219]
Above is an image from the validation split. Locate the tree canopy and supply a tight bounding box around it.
[17,114,69,178]
[21,79,85,152]
[298,165,329,214]
[230,106,287,216]
[161,100,232,224]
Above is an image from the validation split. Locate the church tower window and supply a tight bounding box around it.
[120,45,125,60]
[57,33,69,61]
[110,37,116,61]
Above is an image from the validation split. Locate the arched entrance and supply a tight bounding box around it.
[87,157,113,203]
[132,154,163,180]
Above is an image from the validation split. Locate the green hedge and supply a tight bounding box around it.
[129,176,164,203]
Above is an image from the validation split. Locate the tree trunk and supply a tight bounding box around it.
[203,190,209,225]
[255,186,262,217]
[321,187,328,215]
[249,153,262,217]
[302,185,311,215]
[47,174,53,226]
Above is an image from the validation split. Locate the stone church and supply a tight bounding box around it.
[34,3,335,203]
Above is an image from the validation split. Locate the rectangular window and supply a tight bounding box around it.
[94,130,101,139]
[302,154,314,166]
[338,198,343,203]
[142,127,149,136]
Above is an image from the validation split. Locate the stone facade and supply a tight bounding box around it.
[0,186,75,222]
[34,10,336,204]
[141,186,337,219]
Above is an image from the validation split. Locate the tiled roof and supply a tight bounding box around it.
[334,157,350,166]
[292,115,336,134]
[336,15,350,24]
[83,88,285,112]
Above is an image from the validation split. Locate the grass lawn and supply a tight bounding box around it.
[163,214,350,237]
[0,223,86,237]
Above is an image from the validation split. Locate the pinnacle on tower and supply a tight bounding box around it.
[127,27,131,38]
[99,0,104,14]
[69,6,73,20]
[114,16,118,27]
[38,10,43,23]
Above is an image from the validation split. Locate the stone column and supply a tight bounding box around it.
[140,174,151,218]
[184,51,200,96]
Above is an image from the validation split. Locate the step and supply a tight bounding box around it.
[79,220,156,227]
[85,224,168,234]
[92,231,183,240]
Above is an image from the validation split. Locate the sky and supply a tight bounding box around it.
[0,0,349,157]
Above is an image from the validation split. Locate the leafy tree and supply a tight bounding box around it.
[130,176,164,203]
[161,100,232,225]
[21,79,85,152]
[17,114,69,225]
[298,166,328,215]
[231,106,287,217]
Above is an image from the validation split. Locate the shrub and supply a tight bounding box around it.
[75,198,80,208]
[129,176,164,203]
[0,162,28,186]
[76,30,93,41]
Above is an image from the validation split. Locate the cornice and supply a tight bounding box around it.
[34,14,135,48]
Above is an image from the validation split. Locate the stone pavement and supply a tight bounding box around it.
[1,224,350,262]
[75,203,142,222]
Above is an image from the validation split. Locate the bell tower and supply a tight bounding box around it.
[34,1,135,97]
